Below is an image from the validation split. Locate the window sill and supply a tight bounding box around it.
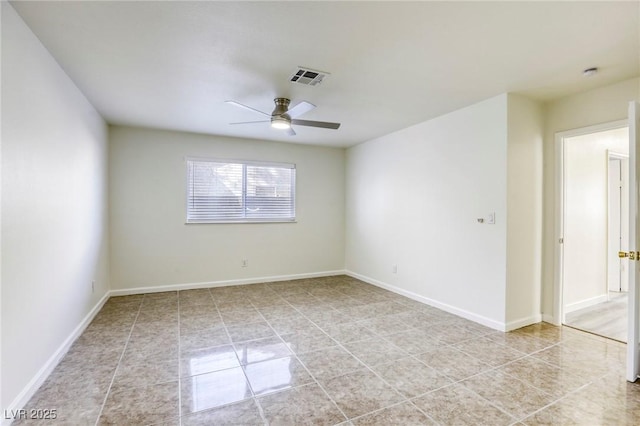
[185,219,297,225]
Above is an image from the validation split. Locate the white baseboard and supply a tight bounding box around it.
[3,291,110,426]
[110,270,347,296]
[345,270,507,331]
[505,314,542,331]
[564,294,608,314]
[542,313,559,326]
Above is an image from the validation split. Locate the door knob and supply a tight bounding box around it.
[619,251,638,260]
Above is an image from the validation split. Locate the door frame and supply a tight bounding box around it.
[628,101,640,382]
[553,119,629,326]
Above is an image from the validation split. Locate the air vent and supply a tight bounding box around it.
[290,67,329,86]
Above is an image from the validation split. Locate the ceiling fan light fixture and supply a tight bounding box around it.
[227,97,340,134]
[271,116,291,129]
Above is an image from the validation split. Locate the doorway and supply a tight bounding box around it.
[558,124,629,342]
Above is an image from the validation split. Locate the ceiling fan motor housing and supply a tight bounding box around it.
[272,98,291,116]
[271,98,292,127]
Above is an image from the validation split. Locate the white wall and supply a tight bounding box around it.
[109,126,345,292]
[563,128,628,311]
[542,77,640,321]
[345,95,509,328]
[1,2,109,414]
[505,94,544,327]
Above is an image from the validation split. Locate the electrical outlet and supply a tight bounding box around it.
[392,264,398,274]
[91,280,95,293]
[487,212,495,224]
[241,259,248,268]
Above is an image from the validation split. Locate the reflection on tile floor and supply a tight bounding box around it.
[15,275,640,425]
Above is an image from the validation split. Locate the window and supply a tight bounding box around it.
[186,158,296,223]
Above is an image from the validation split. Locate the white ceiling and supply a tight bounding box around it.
[10,1,640,148]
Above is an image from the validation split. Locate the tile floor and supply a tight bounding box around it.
[15,275,640,425]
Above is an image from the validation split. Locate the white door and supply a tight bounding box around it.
[627,101,640,382]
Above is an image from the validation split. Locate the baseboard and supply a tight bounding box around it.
[564,293,608,314]
[3,291,110,426]
[345,270,507,331]
[505,314,542,331]
[542,313,559,326]
[110,270,347,296]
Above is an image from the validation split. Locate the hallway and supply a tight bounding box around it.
[565,292,627,342]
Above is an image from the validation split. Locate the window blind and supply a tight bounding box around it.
[186,158,296,223]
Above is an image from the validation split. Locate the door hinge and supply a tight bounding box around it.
[559,238,564,244]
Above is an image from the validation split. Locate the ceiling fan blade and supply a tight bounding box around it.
[229,120,270,125]
[287,101,315,118]
[291,119,341,130]
[225,100,270,116]
[285,127,296,136]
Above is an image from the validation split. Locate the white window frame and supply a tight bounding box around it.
[185,157,296,224]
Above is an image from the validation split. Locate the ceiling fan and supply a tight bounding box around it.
[226,98,341,136]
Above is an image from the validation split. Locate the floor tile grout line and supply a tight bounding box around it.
[512,380,595,424]
[271,280,379,422]
[213,287,270,424]
[500,348,581,374]
[214,282,293,425]
[345,398,432,424]
[289,282,410,413]
[510,361,621,424]
[397,349,545,424]
[257,284,352,423]
[272,281,525,423]
[93,297,144,426]
[178,290,231,419]
[491,337,623,404]
[250,396,269,426]
[277,292,416,421]
[454,333,532,356]
[405,399,443,426]
[441,345,612,425]
[390,317,584,414]
[435,379,520,424]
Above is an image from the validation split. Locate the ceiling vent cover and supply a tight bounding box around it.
[290,67,329,86]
